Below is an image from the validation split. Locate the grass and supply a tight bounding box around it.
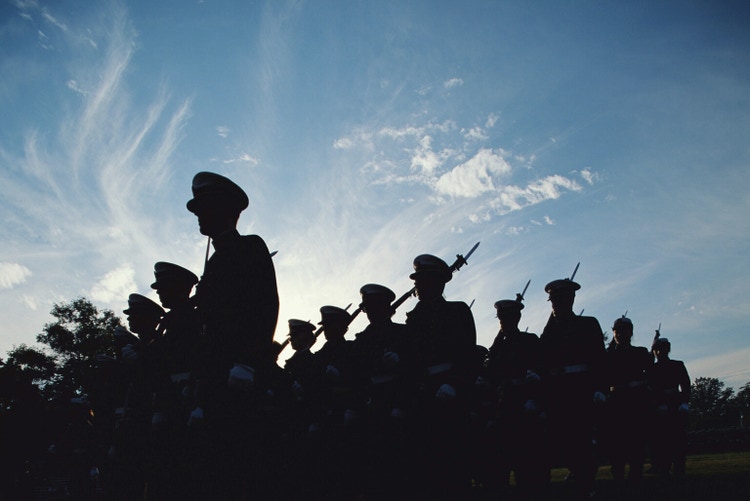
[541,452,750,500]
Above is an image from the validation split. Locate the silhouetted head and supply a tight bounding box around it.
[123,293,164,336]
[494,299,523,332]
[410,254,451,301]
[186,172,248,237]
[545,279,580,317]
[318,306,350,341]
[359,283,396,323]
[151,262,198,309]
[612,316,633,346]
[287,319,316,351]
[652,337,671,360]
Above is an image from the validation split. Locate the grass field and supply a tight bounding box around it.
[541,451,750,500]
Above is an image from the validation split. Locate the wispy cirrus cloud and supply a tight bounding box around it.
[0,2,193,317]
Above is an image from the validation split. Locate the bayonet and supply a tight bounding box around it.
[450,241,480,273]
[516,279,531,303]
[569,262,580,282]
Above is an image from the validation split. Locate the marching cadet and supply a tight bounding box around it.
[647,336,691,480]
[539,275,605,499]
[284,319,319,392]
[405,254,477,500]
[350,283,412,499]
[185,171,280,498]
[483,291,546,498]
[309,305,357,500]
[604,315,651,484]
[147,262,201,499]
[112,293,164,500]
[280,319,319,500]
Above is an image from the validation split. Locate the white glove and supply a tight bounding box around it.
[593,391,607,404]
[188,407,204,427]
[435,383,457,401]
[121,344,138,363]
[151,412,167,429]
[325,364,340,379]
[525,370,541,383]
[678,403,690,415]
[382,351,400,367]
[227,363,255,389]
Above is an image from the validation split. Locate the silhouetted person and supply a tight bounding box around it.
[186,171,280,498]
[147,261,201,499]
[310,305,357,499]
[405,254,477,500]
[539,278,605,499]
[350,283,412,498]
[604,315,651,484]
[484,297,546,498]
[647,337,690,480]
[113,293,164,501]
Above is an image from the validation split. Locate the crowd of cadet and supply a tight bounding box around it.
[87,172,691,500]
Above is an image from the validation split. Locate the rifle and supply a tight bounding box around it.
[652,322,662,349]
[390,241,481,313]
[275,303,353,354]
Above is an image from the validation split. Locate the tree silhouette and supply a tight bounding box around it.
[690,377,736,430]
[32,297,122,402]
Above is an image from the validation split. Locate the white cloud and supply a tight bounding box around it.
[22,295,38,310]
[222,152,260,165]
[333,137,355,150]
[380,125,424,139]
[464,126,488,141]
[580,168,598,185]
[42,9,68,32]
[444,78,464,89]
[66,80,87,95]
[485,113,499,128]
[435,148,511,198]
[488,175,582,215]
[90,263,136,303]
[410,135,447,176]
[216,126,230,138]
[0,263,32,289]
[544,216,555,225]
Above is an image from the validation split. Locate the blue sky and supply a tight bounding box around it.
[1,0,749,389]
